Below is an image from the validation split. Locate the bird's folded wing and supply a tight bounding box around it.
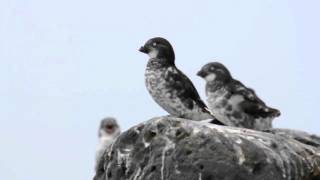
[230,80,280,118]
[165,67,209,111]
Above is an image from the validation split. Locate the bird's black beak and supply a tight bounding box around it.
[197,70,205,77]
[139,46,148,54]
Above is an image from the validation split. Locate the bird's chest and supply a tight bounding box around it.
[207,87,246,125]
[145,67,184,115]
[145,67,177,98]
[207,88,230,109]
[208,88,244,110]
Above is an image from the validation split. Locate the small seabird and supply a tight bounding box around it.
[95,117,121,173]
[197,62,280,130]
[139,37,224,125]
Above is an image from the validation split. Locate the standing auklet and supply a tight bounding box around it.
[139,37,224,125]
[95,117,121,173]
[197,62,280,130]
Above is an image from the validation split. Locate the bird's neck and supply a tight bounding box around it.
[206,80,225,91]
[209,75,232,84]
[147,58,175,69]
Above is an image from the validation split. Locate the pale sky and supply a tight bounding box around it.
[0,0,319,179]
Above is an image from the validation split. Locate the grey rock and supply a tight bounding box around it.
[266,128,320,148]
[93,117,320,180]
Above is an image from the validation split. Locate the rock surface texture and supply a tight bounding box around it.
[93,116,320,180]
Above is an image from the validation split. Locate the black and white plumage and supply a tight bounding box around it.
[197,62,280,130]
[95,117,121,173]
[139,37,224,125]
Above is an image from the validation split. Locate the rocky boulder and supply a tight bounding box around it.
[94,116,320,180]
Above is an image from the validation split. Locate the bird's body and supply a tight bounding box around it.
[145,59,213,120]
[198,62,280,130]
[140,37,223,123]
[205,80,273,130]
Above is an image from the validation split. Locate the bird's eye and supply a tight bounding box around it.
[152,42,157,47]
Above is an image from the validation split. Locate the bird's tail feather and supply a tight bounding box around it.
[264,107,281,118]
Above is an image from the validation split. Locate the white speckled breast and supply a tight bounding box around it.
[145,65,181,116]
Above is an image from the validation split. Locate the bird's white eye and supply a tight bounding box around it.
[152,42,157,47]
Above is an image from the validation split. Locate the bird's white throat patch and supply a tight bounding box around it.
[205,74,217,82]
[100,129,120,139]
[148,49,159,58]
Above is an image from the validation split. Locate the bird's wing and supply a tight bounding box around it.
[165,67,211,113]
[229,80,280,118]
[230,80,264,103]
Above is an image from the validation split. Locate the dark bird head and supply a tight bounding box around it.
[98,117,120,137]
[197,62,232,83]
[139,37,175,64]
